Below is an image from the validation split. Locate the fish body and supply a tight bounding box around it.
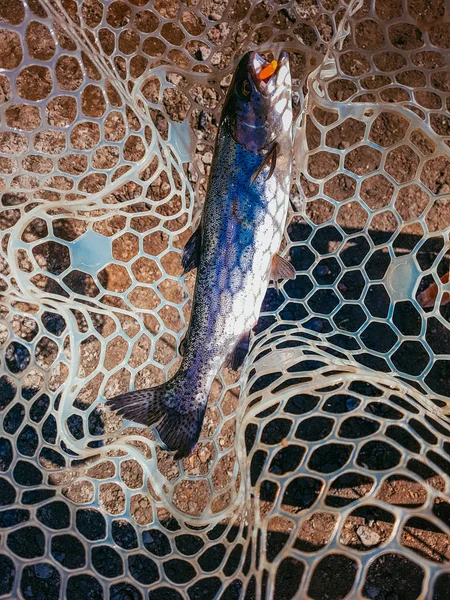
[107,52,294,458]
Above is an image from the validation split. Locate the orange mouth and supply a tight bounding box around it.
[258,60,278,82]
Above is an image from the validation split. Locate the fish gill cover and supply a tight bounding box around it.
[0,0,449,598]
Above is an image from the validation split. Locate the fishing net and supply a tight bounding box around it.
[0,0,450,597]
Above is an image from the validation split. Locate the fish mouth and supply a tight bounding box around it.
[248,51,290,95]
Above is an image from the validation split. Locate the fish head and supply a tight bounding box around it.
[223,51,292,152]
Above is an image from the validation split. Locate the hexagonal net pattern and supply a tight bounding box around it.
[0,0,450,598]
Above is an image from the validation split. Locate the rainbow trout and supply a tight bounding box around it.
[107,51,294,458]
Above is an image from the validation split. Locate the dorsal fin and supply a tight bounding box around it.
[181,226,201,274]
[270,253,296,291]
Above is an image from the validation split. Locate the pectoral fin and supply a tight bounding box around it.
[270,253,296,290]
[251,143,278,185]
[181,226,201,274]
[225,330,251,371]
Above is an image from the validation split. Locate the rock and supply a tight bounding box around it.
[356,525,380,547]
[34,563,53,579]
[198,448,211,463]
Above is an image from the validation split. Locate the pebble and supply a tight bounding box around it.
[198,111,209,130]
[356,525,380,547]
[195,46,210,61]
[198,448,211,463]
[316,265,331,276]
[203,151,213,165]
[308,318,323,332]
[34,563,53,579]
[347,397,359,411]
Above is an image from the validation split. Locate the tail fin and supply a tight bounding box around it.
[105,376,207,459]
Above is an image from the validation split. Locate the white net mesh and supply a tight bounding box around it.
[1,0,450,598]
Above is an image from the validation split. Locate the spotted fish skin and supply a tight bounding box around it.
[107,51,293,458]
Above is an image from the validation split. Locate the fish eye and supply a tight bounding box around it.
[241,79,252,97]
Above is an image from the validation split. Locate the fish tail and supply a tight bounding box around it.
[106,375,207,459]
